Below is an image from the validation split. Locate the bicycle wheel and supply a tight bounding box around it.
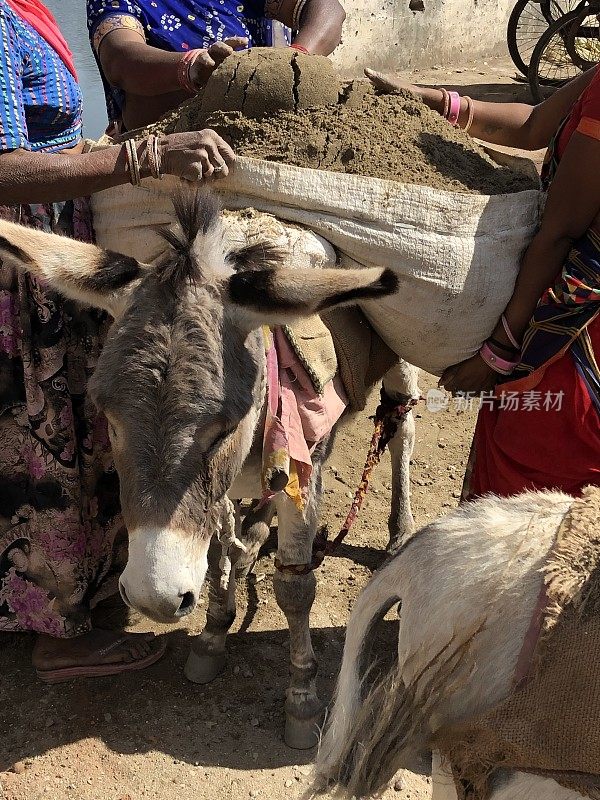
[564,3,600,70]
[507,0,579,76]
[529,6,600,101]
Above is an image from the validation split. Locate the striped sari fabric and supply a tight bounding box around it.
[505,111,600,412]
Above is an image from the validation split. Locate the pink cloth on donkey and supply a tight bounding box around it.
[262,327,347,511]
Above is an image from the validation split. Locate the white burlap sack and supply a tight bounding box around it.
[91,155,541,375]
[91,174,336,269]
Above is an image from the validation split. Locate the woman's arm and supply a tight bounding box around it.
[440,129,600,395]
[98,31,247,97]
[366,67,597,151]
[95,22,246,130]
[271,0,346,55]
[503,130,600,337]
[0,131,236,205]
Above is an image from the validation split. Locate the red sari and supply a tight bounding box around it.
[467,69,600,499]
[468,319,600,497]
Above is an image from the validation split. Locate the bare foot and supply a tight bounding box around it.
[32,629,165,679]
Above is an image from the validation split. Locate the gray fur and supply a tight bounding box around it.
[0,188,416,746]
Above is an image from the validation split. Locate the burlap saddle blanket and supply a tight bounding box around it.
[435,486,600,799]
[259,311,397,511]
[284,308,397,412]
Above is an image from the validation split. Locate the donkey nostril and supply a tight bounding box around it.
[175,591,196,618]
[119,582,133,609]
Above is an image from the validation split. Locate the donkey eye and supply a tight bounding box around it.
[209,427,235,453]
[198,416,237,455]
[106,420,118,439]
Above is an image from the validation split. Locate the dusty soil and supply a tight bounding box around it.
[0,372,477,800]
[196,84,536,193]
[198,48,340,119]
[152,77,536,194]
[1,59,541,800]
[140,48,339,137]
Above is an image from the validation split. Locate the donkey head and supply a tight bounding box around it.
[0,191,397,623]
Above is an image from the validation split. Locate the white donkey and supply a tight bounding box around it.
[0,191,418,749]
[314,489,587,799]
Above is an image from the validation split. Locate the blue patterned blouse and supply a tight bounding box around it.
[87,0,291,123]
[0,1,83,153]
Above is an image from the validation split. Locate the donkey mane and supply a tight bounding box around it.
[157,190,288,290]
[157,190,222,287]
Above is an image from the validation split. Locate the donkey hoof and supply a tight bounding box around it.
[386,537,402,557]
[184,649,226,685]
[386,528,413,555]
[235,559,256,581]
[284,713,321,750]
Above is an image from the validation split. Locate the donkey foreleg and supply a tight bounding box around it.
[236,500,275,579]
[185,532,238,685]
[383,360,420,553]
[273,470,324,750]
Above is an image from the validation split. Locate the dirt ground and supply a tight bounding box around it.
[0,57,541,800]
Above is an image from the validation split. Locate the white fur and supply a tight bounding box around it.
[119,527,210,622]
[491,771,584,800]
[432,756,584,800]
[316,491,586,799]
[0,219,142,317]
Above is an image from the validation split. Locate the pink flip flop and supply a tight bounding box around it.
[36,636,167,684]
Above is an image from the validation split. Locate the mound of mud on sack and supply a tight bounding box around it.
[91,49,542,375]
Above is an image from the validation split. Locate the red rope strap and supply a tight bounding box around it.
[275,391,421,575]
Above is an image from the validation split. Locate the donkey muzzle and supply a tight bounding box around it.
[119,526,209,623]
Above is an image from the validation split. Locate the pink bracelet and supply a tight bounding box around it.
[501,314,521,350]
[463,95,475,133]
[439,87,450,119]
[479,342,520,375]
[290,43,310,54]
[178,49,202,94]
[447,91,461,126]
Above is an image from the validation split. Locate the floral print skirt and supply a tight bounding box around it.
[0,200,126,638]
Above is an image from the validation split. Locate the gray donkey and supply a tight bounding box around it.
[0,191,417,748]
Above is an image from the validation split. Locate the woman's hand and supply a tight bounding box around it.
[161,130,236,181]
[439,354,498,396]
[364,68,417,95]
[365,68,447,118]
[189,38,248,90]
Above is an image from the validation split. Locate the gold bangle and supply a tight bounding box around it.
[146,136,155,178]
[439,87,450,119]
[292,0,307,28]
[125,138,141,186]
[123,139,133,184]
[132,139,141,186]
[463,95,475,133]
[153,135,163,180]
[146,135,161,180]
[145,135,163,180]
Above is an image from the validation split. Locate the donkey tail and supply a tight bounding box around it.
[311,553,412,798]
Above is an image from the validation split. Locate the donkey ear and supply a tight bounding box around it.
[226,241,288,273]
[226,266,398,328]
[0,219,144,316]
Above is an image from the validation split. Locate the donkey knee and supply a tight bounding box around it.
[237,500,274,578]
[274,570,322,749]
[273,570,316,619]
